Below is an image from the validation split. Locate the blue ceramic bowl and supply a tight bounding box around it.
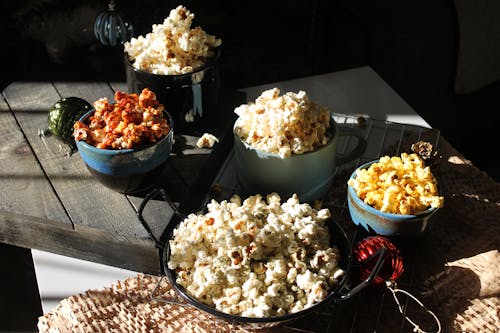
[75,109,174,194]
[124,48,220,134]
[347,160,440,237]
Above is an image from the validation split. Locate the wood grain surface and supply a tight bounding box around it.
[0,83,70,224]
[0,81,240,274]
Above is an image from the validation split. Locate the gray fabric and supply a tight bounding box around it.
[454,0,500,94]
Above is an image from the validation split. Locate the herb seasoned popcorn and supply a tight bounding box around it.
[73,88,170,150]
[167,193,344,317]
[233,88,331,158]
[348,153,444,215]
[124,5,221,75]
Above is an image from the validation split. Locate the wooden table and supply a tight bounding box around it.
[0,80,243,275]
[0,66,428,273]
[2,67,499,332]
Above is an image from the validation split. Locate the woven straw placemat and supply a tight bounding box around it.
[410,137,500,333]
[37,273,287,333]
[38,136,499,333]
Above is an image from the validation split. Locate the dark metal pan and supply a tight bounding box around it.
[138,187,385,330]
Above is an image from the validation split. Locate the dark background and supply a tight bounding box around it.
[1,0,499,180]
[0,2,498,329]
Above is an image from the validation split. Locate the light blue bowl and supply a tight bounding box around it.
[75,109,174,194]
[347,160,440,236]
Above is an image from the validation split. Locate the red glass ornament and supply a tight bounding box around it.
[354,236,404,284]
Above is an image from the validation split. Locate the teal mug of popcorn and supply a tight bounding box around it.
[233,88,367,202]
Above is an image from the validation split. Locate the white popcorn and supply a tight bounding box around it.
[124,6,221,75]
[196,133,219,148]
[167,193,344,317]
[234,88,331,158]
[185,110,195,123]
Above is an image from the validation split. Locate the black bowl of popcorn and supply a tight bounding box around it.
[124,5,221,134]
[152,193,385,329]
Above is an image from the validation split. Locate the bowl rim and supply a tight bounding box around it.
[233,113,339,159]
[347,159,439,218]
[75,109,174,155]
[124,47,221,78]
[162,213,353,325]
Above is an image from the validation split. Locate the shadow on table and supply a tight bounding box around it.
[357,144,499,332]
[408,153,500,332]
[127,89,244,208]
[299,136,500,333]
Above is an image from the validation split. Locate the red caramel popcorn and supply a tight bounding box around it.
[124,5,221,75]
[73,88,170,149]
[234,88,331,158]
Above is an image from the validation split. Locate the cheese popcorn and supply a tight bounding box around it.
[233,88,331,158]
[124,6,221,75]
[348,153,444,214]
[167,193,344,317]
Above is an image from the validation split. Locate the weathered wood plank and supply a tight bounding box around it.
[108,81,183,234]
[53,81,116,104]
[176,119,237,214]
[172,89,243,214]
[110,82,244,216]
[3,82,160,251]
[0,84,70,224]
[0,210,160,274]
[53,82,217,241]
[109,81,127,92]
[53,81,173,242]
[110,80,208,195]
[111,79,212,191]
